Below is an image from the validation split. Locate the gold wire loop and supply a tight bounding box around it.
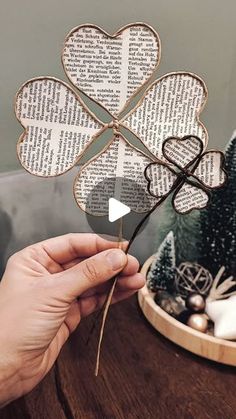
[106,119,120,136]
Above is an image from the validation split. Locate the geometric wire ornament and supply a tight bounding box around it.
[15,23,209,216]
[175,262,213,298]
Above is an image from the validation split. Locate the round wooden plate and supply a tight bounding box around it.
[138,256,236,366]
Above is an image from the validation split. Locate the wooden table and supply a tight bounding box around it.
[2,295,236,419]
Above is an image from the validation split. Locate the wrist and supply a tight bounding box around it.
[0,350,22,407]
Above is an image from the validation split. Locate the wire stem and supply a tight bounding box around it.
[95,218,123,376]
[94,196,167,375]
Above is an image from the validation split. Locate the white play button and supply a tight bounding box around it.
[108,198,131,222]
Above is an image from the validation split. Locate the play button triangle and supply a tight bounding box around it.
[108,198,131,222]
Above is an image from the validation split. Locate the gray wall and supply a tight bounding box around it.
[0,0,236,172]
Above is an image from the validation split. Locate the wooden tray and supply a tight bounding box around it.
[138,256,236,366]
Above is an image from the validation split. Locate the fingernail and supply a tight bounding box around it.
[106,249,127,271]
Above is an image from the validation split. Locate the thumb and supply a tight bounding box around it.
[53,248,127,300]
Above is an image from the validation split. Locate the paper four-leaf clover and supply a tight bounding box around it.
[15,23,209,215]
[145,135,227,214]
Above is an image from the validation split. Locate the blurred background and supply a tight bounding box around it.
[0,0,235,272]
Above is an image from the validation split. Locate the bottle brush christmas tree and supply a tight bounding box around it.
[147,231,176,292]
[198,132,236,276]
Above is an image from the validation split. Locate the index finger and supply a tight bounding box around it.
[37,233,128,265]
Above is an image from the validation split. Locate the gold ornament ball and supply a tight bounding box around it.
[187,314,208,333]
[186,293,206,313]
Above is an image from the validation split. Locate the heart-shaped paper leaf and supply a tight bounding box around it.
[74,134,156,215]
[145,162,177,197]
[173,182,209,214]
[163,135,203,168]
[63,23,160,116]
[193,151,227,188]
[122,73,208,161]
[16,78,103,176]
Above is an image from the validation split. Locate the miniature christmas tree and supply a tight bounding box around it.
[198,132,236,276]
[147,231,176,292]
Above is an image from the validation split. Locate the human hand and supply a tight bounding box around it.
[0,233,144,406]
